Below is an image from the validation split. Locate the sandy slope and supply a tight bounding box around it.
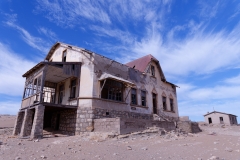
[0,116,240,160]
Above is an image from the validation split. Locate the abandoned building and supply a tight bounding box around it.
[204,111,238,125]
[13,42,180,139]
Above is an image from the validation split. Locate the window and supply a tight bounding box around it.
[162,96,167,111]
[220,117,223,121]
[62,50,67,62]
[131,88,137,105]
[70,79,77,99]
[170,98,174,112]
[141,91,146,106]
[23,80,33,98]
[101,79,123,102]
[151,65,155,76]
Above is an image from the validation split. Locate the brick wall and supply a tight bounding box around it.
[177,121,201,133]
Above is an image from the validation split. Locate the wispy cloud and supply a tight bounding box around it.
[0,42,36,96]
[4,14,49,54]
[35,0,111,26]
[38,27,57,41]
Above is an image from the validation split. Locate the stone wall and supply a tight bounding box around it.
[93,108,153,120]
[120,118,175,134]
[51,109,77,135]
[13,111,25,135]
[93,118,120,134]
[177,121,201,133]
[93,117,175,135]
[20,109,34,137]
[75,107,94,134]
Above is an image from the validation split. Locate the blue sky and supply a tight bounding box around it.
[0,0,240,122]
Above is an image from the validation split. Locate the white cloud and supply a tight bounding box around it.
[38,27,57,41]
[36,0,111,26]
[4,14,49,54]
[0,42,36,96]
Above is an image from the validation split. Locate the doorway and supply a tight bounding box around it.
[152,93,157,114]
[208,117,212,124]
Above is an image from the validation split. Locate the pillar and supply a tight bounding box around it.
[12,111,25,136]
[20,109,34,137]
[30,105,45,139]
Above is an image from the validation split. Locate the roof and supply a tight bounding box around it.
[125,54,158,72]
[99,73,135,87]
[43,42,178,87]
[204,111,237,117]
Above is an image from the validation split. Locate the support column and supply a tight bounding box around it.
[30,105,45,139]
[20,109,34,137]
[12,111,25,136]
[75,107,94,135]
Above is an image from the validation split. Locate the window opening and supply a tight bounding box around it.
[151,65,155,76]
[141,90,146,106]
[62,50,67,62]
[70,79,77,99]
[170,98,174,112]
[162,96,167,111]
[219,117,223,124]
[101,79,123,102]
[131,88,137,105]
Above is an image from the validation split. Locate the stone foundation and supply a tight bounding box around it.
[31,105,45,139]
[75,107,94,135]
[51,109,77,135]
[177,121,202,133]
[93,117,176,134]
[13,111,25,136]
[20,109,34,137]
[93,108,153,120]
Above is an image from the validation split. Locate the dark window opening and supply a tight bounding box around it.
[70,79,77,99]
[170,98,174,112]
[151,65,155,76]
[62,50,67,62]
[219,117,223,123]
[208,117,212,124]
[131,88,137,105]
[162,96,167,111]
[101,79,123,102]
[106,112,109,116]
[153,93,157,114]
[141,90,146,106]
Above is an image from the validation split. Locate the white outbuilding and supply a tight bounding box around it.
[204,111,238,125]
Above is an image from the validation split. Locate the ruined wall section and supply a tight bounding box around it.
[92,54,179,119]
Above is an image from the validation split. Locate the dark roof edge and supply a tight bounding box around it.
[203,111,237,117]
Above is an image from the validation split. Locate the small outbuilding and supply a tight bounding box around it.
[204,111,238,125]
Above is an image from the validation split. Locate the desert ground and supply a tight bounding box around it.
[1,115,240,160]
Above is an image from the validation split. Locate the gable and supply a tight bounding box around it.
[125,54,166,81]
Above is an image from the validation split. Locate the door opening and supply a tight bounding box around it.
[208,117,212,124]
[152,93,157,114]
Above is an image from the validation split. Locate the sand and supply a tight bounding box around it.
[0,116,240,160]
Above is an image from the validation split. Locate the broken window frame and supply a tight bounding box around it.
[70,79,77,99]
[131,88,137,105]
[141,90,146,106]
[170,98,174,112]
[23,80,33,99]
[162,96,167,111]
[101,79,123,102]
